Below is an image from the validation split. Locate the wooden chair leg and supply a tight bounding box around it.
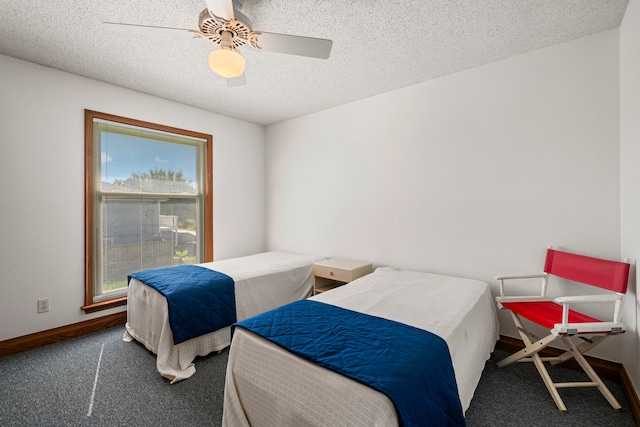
[531,351,567,411]
[550,336,605,366]
[559,337,622,409]
[496,333,556,368]
[497,312,622,411]
[498,312,567,410]
[497,311,556,368]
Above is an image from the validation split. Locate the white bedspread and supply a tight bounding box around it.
[123,251,324,383]
[222,267,499,426]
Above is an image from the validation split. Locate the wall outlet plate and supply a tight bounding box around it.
[38,298,49,313]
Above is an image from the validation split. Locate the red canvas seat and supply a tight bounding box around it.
[500,301,602,330]
[495,248,630,411]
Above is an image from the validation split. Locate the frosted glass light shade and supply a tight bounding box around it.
[208,48,246,78]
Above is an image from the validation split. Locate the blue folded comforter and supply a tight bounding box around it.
[129,265,236,345]
[235,299,465,427]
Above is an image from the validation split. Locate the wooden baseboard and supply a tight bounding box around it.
[620,365,640,426]
[0,311,126,358]
[496,335,640,422]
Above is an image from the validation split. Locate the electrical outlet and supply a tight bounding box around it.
[38,298,49,313]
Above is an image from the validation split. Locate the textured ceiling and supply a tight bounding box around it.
[0,0,629,125]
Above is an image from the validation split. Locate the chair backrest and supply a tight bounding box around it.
[544,249,630,294]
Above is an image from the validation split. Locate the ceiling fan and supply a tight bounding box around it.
[104,0,333,86]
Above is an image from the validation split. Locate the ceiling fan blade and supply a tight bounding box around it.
[251,32,332,59]
[205,0,235,21]
[104,22,199,38]
[226,73,247,87]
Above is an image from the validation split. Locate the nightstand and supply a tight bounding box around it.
[312,258,373,295]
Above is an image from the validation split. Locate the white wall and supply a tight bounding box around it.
[0,55,265,341]
[620,0,640,398]
[265,30,624,360]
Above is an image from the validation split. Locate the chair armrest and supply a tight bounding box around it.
[495,273,547,281]
[555,293,625,325]
[553,321,626,335]
[495,273,548,298]
[495,295,552,308]
[555,294,622,304]
[496,296,552,303]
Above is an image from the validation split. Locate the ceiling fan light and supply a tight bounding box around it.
[208,48,246,79]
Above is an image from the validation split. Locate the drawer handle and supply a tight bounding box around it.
[329,270,334,276]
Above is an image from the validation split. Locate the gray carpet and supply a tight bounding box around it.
[465,352,636,426]
[0,326,636,426]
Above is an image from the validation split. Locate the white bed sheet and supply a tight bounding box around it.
[222,267,499,426]
[123,251,324,383]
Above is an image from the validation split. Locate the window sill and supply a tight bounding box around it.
[82,296,127,314]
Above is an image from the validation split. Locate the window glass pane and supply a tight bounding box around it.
[98,122,200,195]
[88,117,209,306]
[98,196,201,299]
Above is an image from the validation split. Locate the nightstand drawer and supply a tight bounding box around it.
[312,259,372,283]
[313,264,354,282]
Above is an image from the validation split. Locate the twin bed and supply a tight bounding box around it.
[223,267,499,426]
[124,251,324,383]
[126,252,499,424]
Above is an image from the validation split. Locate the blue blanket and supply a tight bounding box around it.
[235,299,465,427]
[129,265,236,345]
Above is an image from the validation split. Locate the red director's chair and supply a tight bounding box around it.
[495,248,630,411]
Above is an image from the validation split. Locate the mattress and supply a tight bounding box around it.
[222,267,500,426]
[123,251,324,383]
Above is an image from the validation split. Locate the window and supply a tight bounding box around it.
[84,110,213,313]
